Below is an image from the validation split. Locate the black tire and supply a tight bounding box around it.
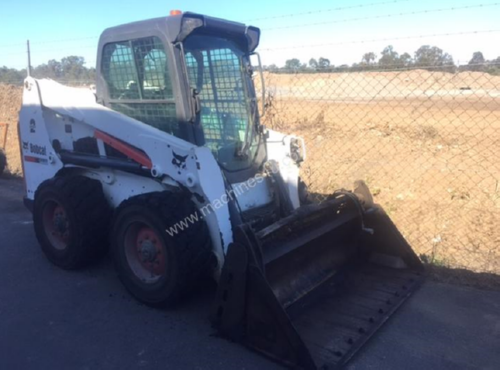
[33,176,112,269]
[111,192,211,306]
[0,150,6,176]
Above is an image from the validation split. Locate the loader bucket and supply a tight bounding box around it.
[213,192,424,369]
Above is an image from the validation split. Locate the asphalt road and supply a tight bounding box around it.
[1,176,499,370]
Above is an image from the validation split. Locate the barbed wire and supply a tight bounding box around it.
[2,27,497,60]
[1,1,492,50]
[264,3,500,31]
[0,2,412,50]
[245,0,412,21]
[0,2,496,57]
[260,29,500,51]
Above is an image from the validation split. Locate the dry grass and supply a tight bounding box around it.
[0,84,23,175]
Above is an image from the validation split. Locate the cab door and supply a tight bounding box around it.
[99,36,193,142]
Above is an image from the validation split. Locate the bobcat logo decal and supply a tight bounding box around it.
[171,151,188,169]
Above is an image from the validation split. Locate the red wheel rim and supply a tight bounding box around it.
[124,223,167,284]
[42,201,70,250]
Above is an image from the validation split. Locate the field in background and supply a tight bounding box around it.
[0,84,22,175]
[261,70,500,273]
[1,69,499,273]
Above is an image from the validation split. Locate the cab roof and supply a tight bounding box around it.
[98,12,260,52]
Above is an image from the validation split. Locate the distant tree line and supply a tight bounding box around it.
[1,46,499,87]
[0,56,95,85]
[265,45,500,75]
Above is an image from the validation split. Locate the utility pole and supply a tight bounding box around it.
[27,40,32,77]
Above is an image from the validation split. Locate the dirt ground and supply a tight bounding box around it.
[262,70,500,273]
[1,70,499,273]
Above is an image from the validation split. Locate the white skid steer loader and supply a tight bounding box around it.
[19,12,424,369]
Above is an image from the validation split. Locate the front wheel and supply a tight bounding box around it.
[111,192,211,306]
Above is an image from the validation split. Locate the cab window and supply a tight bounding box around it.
[102,36,178,135]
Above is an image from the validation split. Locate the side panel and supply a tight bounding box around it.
[28,78,232,273]
[18,79,63,200]
[231,178,273,212]
[76,168,171,208]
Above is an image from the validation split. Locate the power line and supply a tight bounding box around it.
[260,29,500,51]
[245,0,412,22]
[0,2,494,50]
[264,3,500,31]
[6,9,496,58]
[0,0,410,49]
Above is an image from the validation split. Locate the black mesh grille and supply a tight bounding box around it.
[111,103,178,136]
[102,37,178,135]
[133,37,174,100]
[185,48,249,145]
[102,42,140,100]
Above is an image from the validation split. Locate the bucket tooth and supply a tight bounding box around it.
[213,191,424,369]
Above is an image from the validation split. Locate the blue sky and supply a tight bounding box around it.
[0,0,499,69]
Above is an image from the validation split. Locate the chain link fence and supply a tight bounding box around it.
[1,58,499,275]
[257,63,500,274]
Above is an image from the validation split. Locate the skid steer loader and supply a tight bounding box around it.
[19,11,423,369]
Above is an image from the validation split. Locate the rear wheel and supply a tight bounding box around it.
[33,176,111,269]
[111,192,211,306]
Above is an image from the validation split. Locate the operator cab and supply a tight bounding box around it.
[96,12,266,182]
